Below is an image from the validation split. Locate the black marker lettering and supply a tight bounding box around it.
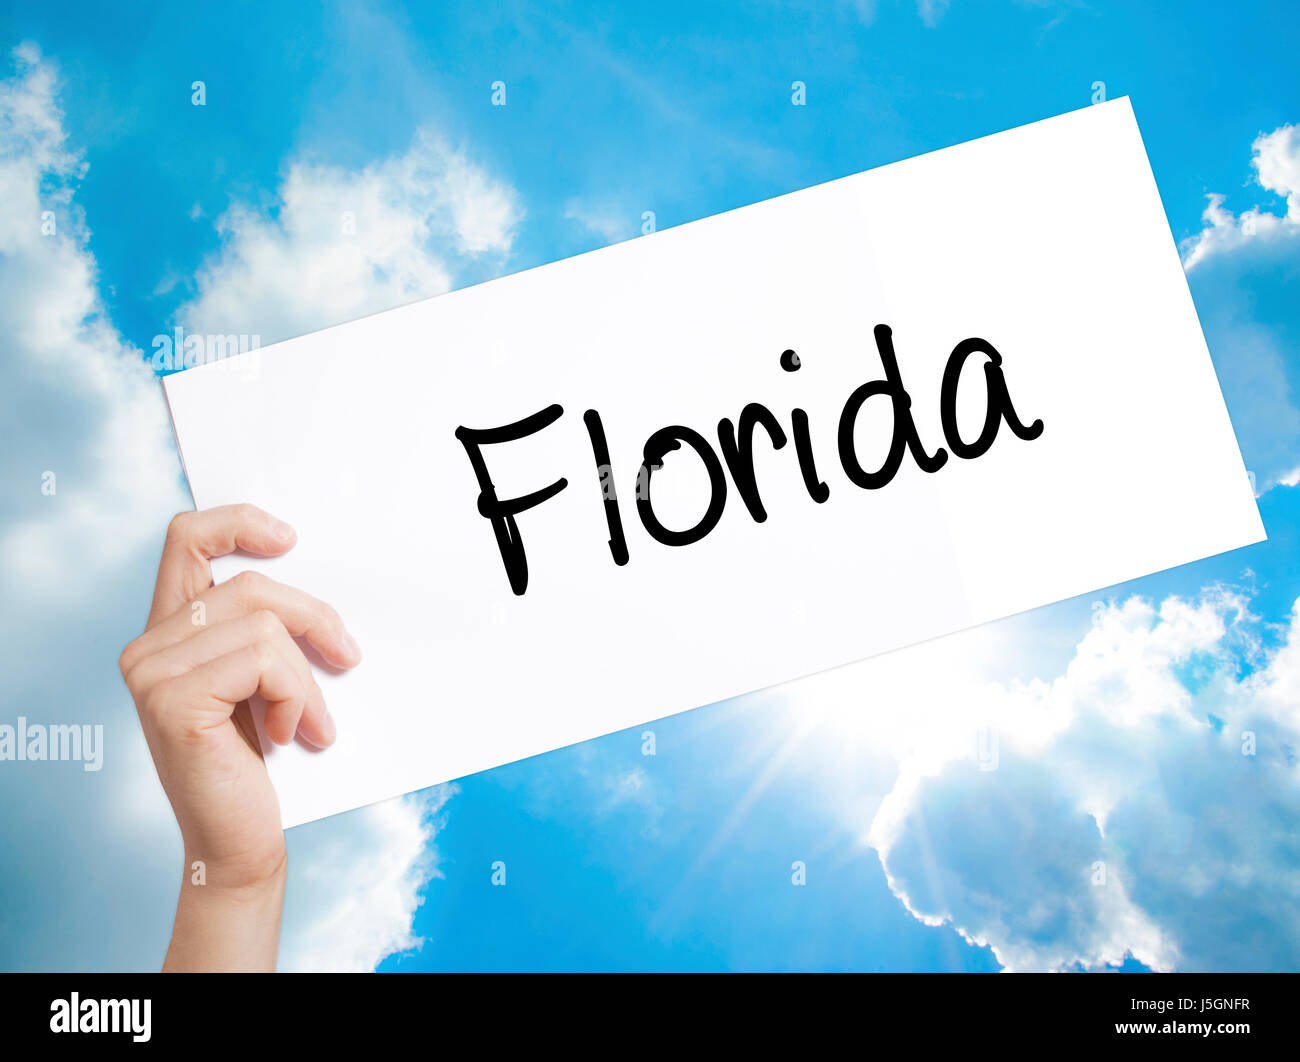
[777,349,829,503]
[583,408,629,566]
[939,338,1045,458]
[838,324,948,489]
[637,426,728,546]
[457,326,1042,594]
[454,404,568,596]
[791,407,829,503]
[717,403,788,522]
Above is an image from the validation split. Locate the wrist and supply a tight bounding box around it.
[182,843,288,895]
[166,849,286,972]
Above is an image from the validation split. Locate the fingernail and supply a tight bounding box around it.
[319,707,337,745]
[342,631,362,662]
[271,518,296,542]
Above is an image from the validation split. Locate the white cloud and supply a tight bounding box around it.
[1171,121,1300,494]
[177,131,522,345]
[0,43,186,596]
[0,43,190,972]
[280,785,456,971]
[1181,124,1300,270]
[816,588,1300,971]
[1253,123,1300,218]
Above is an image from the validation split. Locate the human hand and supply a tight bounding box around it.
[119,503,361,969]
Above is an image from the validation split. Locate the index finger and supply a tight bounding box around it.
[148,504,297,628]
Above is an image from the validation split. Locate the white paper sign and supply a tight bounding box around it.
[164,98,1264,828]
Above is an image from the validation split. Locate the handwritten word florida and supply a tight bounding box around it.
[456,325,1043,594]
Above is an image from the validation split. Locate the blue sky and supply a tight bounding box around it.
[1,0,1298,971]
